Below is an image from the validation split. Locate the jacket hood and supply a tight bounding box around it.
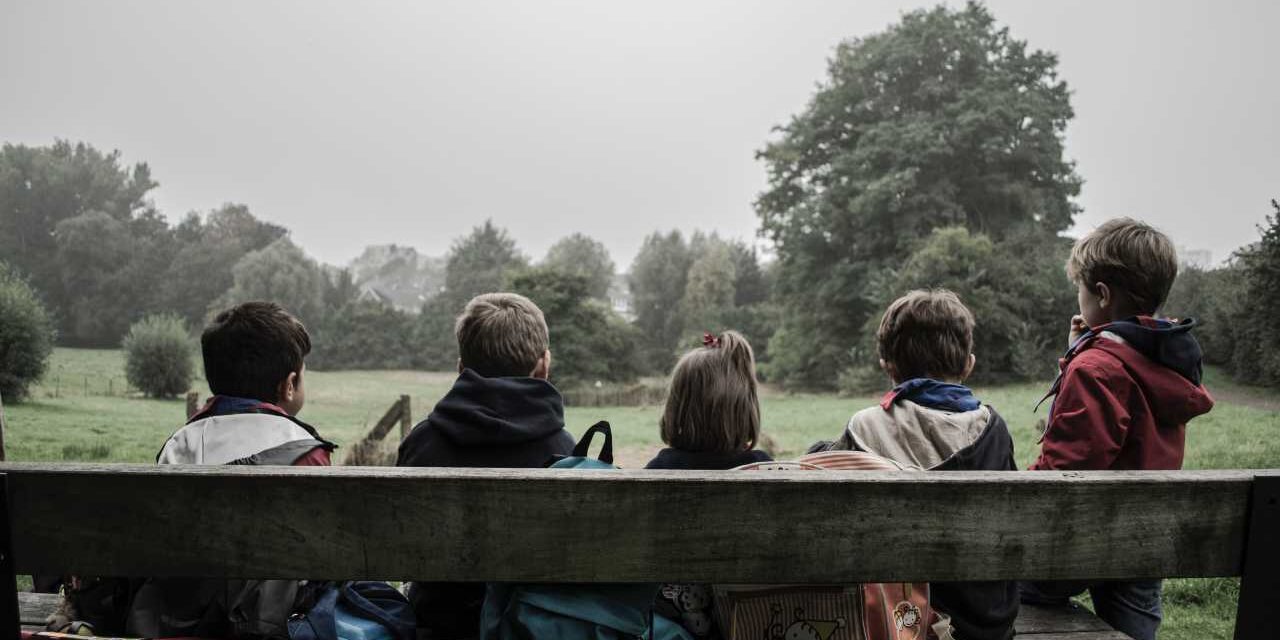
[844,401,1015,471]
[1098,317,1205,385]
[1038,317,1214,427]
[1088,337,1215,428]
[429,369,566,446]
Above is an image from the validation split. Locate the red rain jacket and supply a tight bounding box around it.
[1031,321,1215,471]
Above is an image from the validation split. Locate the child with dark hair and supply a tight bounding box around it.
[814,289,1017,640]
[157,300,333,466]
[125,302,335,639]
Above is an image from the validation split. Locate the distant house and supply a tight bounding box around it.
[357,284,394,306]
[608,273,634,321]
[1177,246,1213,270]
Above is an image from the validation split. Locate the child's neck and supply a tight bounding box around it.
[894,376,966,386]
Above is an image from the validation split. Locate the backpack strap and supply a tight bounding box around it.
[572,421,613,464]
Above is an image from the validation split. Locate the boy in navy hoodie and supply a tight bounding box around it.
[1022,219,1214,640]
[397,292,574,639]
[814,289,1017,640]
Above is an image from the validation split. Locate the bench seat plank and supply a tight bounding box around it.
[18,592,58,626]
[1015,604,1113,634]
[1,464,1259,584]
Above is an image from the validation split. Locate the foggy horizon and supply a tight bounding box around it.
[3,0,1276,269]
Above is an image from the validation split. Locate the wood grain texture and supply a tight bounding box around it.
[1011,633,1130,640]
[18,592,58,626]
[0,464,1266,583]
[1014,604,1113,633]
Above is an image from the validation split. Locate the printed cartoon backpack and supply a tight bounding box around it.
[479,422,694,640]
[713,451,953,640]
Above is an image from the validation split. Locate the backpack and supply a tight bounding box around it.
[712,452,953,640]
[288,581,416,640]
[479,422,693,640]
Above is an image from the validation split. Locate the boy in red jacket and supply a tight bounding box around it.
[1022,218,1214,640]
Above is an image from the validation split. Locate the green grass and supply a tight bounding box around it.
[5,349,1278,639]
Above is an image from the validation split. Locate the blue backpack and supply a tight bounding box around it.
[479,422,693,640]
[289,581,416,640]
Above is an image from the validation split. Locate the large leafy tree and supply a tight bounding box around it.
[510,266,641,388]
[0,141,167,344]
[628,231,693,371]
[1229,200,1280,384]
[757,2,1081,387]
[215,237,327,327]
[158,204,288,328]
[875,226,1074,383]
[542,233,616,300]
[679,238,737,337]
[414,221,529,370]
[442,220,528,308]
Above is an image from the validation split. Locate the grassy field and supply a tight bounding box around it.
[6,348,1278,638]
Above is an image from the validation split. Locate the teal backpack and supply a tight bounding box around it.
[478,422,693,640]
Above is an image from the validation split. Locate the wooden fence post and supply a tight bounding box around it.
[399,395,411,441]
[1235,473,1280,639]
[186,392,200,419]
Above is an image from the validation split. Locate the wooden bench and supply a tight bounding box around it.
[1,464,1276,638]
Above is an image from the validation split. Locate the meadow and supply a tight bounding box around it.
[6,348,1278,638]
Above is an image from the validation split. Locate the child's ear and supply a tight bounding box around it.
[1095,282,1112,309]
[277,371,298,405]
[962,354,976,381]
[879,359,897,384]
[530,350,551,380]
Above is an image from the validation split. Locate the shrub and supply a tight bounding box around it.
[0,263,56,402]
[123,314,194,398]
[310,300,419,371]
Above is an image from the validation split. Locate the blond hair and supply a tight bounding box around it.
[660,331,760,453]
[877,289,975,381]
[1067,218,1178,314]
[455,293,549,377]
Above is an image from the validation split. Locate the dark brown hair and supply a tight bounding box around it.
[202,301,311,403]
[1067,217,1179,313]
[660,331,760,453]
[455,293,550,377]
[877,289,974,382]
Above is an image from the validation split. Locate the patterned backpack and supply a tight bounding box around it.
[712,451,953,640]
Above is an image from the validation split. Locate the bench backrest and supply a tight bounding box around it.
[1,463,1276,637]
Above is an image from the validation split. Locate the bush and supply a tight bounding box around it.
[310,300,419,371]
[0,263,56,402]
[123,314,194,398]
[841,227,1075,389]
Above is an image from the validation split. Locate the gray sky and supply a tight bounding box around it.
[2,0,1276,268]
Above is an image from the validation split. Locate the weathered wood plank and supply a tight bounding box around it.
[1014,604,1113,634]
[1012,633,1130,640]
[0,464,1260,583]
[18,592,59,626]
[364,397,406,443]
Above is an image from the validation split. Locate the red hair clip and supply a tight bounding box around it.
[702,332,721,348]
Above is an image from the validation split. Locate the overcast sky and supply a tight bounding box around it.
[2,1,1276,268]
